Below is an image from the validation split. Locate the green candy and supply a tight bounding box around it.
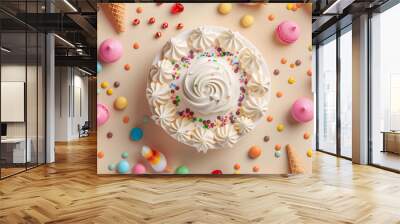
[175,165,189,174]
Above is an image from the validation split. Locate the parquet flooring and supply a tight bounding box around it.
[1,135,400,224]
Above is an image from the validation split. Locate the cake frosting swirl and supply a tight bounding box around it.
[147,26,271,152]
[215,124,240,148]
[146,82,170,107]
[217,30,244,52]
[182,57,239,116]
[150,59,175,84]
[162,38,188,61]
[188,27,215,51]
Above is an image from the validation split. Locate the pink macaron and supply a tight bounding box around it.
[291,97,314,123]
[99,38,123,63]
[97,103,110,126]
[275,21,300,45]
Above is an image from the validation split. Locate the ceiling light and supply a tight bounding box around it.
[1,47,11,53]
[63,0,78,12]
[54,34,75,48]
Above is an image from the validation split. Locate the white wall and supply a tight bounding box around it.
[54,67,89,141]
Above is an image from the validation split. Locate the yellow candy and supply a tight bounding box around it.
[114,96,128,110]
[308,45,313,52]
[106,88,113,95]
[287,3,293,10]
[288,76,296,84]
[218,3,232,15]
[240,15,254,28]
[307,149,313,158]
[100,81,109,89]
[276,124,285,132]
[234,170,241,174]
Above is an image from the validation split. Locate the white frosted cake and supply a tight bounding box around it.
[146,26,271,152]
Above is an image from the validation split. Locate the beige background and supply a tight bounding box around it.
[97,3,312,174]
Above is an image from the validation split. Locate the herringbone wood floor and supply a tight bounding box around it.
[1,135,400,224]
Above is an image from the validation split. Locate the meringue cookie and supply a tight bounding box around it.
[234,116,255,135]
[169,117,194,143]
[247,71,271,96]
[239,48,261,74]
[242,95,269,120]
[215,124,240,148]
[162,38,188,61]
[217,30,244,52]
[146,82,170,107]
[191,127,215,152]
[151,103,176,129]
[188,27,215,51]
[150,59,175,84]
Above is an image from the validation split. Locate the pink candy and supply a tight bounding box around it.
[97,103,110,126]
[275,21,300,45]
[291,97,314,123]
[132,163,146,174]
[99,38,123,63]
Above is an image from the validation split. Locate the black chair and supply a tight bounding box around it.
[78,121,90,138]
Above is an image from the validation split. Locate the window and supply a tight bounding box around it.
[370,3,400,171]
[340,29,352,158]
[318,37,337,154]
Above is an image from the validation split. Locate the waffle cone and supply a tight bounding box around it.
[101,3,126,33]
[286,144,305,174]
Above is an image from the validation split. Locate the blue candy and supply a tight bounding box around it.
[117,160,130,174]
[130,127,143,141]
[97,62,102,73]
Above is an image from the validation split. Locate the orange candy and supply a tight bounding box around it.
[267,14,275,21]
[276,91,283,98]
[136,7,143,14]
[274,144,281,151]
[124,64,131,71]
[290,63,295,68]
[123,116,130,124]
[248,145,262,159]
[304,132,311,140]
[307,69,312,76]
[234,163,241,170]
[253,165,260,172]
[266,115,273,122]
[280,58,287,64]
[97,151,104,159]
[133,42,140,49]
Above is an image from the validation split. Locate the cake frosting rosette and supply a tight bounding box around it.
[146,26,271,152]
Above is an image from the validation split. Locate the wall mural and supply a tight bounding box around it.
[97,3,313,175]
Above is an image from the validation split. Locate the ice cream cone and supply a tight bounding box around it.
[286,144,305,174]
[100,3,126,33]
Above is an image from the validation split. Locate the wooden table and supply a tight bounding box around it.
[381,131,400,154]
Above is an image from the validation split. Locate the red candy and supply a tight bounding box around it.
[170,3,184,14]
[154,31,162,38]
[211,170,223,175]
[132,18,140,25]
[161,22,168,29]
[176,23,184,30]
[148,17,155,24]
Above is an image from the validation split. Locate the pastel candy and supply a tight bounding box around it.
[275,21,300,45]
[97,103,110,126]
[291,97,314,123]
[132,163,146,174]
[142,145,167,172]
[97,62,102,73]
[99,38,123,63]
[117,160,130,174]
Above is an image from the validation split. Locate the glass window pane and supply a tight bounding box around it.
[371,3,400,171]
[318,37,337,154]
[340,29,352,158]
